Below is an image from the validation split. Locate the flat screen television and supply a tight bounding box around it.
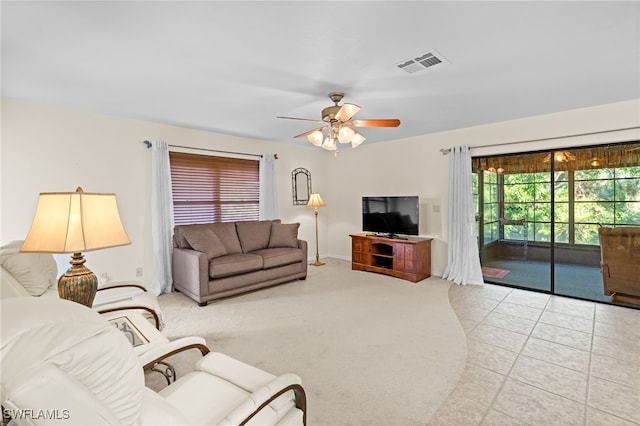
[362,196,419,237]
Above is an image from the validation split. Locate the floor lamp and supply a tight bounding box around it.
[306,192,326,266]
[20,187,131,307]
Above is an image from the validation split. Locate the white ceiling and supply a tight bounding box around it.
[2,1,639,146]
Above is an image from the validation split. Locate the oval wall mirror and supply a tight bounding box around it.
[292,168,312,205]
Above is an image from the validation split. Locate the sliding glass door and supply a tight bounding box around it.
[474,141,640,307]
[475,151,552,293]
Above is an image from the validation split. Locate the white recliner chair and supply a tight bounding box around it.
[1,240,209,385]
[0,240,164,329]
[1,297,307,425]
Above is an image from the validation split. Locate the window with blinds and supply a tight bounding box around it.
[169,151,260,225]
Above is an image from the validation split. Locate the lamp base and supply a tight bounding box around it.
[309,260,326,266]
[58,252,98,307]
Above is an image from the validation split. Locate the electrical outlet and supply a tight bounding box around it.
[99,273,109,284]
[136,267,143,277]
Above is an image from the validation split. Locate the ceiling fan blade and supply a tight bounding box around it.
[335,103,361,122]
[277,116,325,124]
[350,119,401,128]
[293,126,326,139]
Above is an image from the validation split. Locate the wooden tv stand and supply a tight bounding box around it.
[350,233,432,283]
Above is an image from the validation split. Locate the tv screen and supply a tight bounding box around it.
[362,196,419,236]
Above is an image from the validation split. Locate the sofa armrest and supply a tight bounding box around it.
[139,336,210,370]
[94,282,146,305]
[94,286,164,330]
[298,239,308,275]
[221,376,306,426]
[196,352,306,426]
[172,248,209,300]
[97,280,147,292]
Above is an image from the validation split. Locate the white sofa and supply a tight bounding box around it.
[1,297,307,425]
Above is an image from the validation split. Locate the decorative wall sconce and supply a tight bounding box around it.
[292,168,312,205]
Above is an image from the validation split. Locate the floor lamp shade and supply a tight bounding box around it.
[306,192,326,209]
[306,192,325,266]
[20,187,131,306]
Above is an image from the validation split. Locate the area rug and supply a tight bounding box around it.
[481,266,510,279]
[147,258,467,425]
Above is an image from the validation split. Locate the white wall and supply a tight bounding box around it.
[325,99,640,276]
[1,98,328,284]
[2,98,638,283]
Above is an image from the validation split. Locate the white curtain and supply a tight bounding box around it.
[443,145,484,285]
[150,140,174,294]
[259,154,278,220]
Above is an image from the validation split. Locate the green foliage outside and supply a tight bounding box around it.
[476,166,640,246]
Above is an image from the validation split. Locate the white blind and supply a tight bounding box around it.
[169,151,260,225]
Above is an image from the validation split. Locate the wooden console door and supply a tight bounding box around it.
[350,233,432,283]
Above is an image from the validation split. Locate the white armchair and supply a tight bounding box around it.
[1,297,307,425]
[0,240,164,330]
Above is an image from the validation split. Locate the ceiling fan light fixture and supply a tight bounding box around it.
[543,150,576,164]
[307,130,323,146]
[338,126,355,144]
[351,133,365,148]
[279,92,400,151]
[322,136,337,151]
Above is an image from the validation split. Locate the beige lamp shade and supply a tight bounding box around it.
[306,192,326,208]
[21,188,131,254]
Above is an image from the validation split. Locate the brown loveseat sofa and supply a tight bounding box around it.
[172,220,307,306]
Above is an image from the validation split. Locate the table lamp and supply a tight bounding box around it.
[20,187,131,307]
[306,192,326,266]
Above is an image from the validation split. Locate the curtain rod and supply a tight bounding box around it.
[439,126,640,155]
[143,140,277,159]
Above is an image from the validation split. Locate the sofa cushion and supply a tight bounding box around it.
[235,221,273,253]
[268,223,300,248]
[0,240,58,296]
[209,254,263,279]
[251,248,304,269]
[183,229,227,260]
[210,223,243,254]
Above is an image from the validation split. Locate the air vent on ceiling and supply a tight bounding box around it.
[396,50,447,74]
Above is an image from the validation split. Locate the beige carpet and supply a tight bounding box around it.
[147,258,467,425]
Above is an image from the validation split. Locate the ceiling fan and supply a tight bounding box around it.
[277,92,401,150]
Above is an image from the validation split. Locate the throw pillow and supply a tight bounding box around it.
[210,222,243,254]
[174,224,210,249]
[268,223,300,248]
[235,220,272,253]
[0,240,57,296]
[182,229,227,259]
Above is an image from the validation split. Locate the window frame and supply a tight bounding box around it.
[473,142,640,248]
[169,151,260,225]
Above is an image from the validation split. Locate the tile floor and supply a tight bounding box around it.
[429,283,640,425]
